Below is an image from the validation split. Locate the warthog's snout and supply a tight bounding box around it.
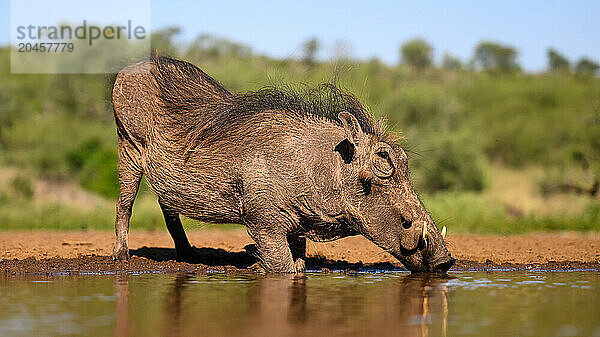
[431,256,456,273]
[411,223,454,273]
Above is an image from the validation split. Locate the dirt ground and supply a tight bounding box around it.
[1,229,599,275]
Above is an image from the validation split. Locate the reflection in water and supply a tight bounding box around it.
[147,272,451,337]
[247,275,308,335]
[2,272,599,336]
[389,275,451,337]
[163,273,195,337]
[113,274,129,337]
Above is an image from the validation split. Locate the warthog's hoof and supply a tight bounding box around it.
[112,247,130,261]
[175,247,200,263]
[249,261,267,273]
[294,258,306,273]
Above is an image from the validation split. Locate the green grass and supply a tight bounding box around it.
[426,192,600,234]
[0,188,240,231]
[0,199,115,230]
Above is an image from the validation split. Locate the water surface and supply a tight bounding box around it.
[1,271,599,336]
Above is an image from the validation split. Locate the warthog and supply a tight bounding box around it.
[111,56,454,272]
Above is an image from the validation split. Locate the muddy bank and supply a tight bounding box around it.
[2,255,599,277]
[1,230,599,275]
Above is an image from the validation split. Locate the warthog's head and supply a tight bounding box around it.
[337,112,454,273]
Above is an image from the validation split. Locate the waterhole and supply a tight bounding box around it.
[1,271,599,336]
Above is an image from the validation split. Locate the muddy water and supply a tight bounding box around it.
[1,272,599,337]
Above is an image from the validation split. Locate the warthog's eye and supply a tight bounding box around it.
[371,144,395,179]
[376,150,389,159]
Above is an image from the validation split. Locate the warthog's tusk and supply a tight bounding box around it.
[422,222,428,251]
[441,226,447,240]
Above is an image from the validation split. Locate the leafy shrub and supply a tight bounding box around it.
[390,84,461,128]
[10,175,34,199]
[67,136,119,198]
[417,132,487,193]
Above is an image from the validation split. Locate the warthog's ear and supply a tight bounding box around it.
[338,111,363,147]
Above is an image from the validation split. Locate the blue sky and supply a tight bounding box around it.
[2,0,599,72]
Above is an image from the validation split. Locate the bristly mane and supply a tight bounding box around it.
[233,84,382,135]
[151,56,384,145]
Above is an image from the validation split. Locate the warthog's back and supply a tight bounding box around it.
[112,57,232,147]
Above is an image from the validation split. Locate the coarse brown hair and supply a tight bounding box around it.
[151,56,384,146]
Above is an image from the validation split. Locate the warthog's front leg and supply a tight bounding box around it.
[246,228,299,273]
[159,203,198,262]
[288,235,306,272]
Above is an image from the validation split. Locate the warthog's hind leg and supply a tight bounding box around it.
[113,142,143,261]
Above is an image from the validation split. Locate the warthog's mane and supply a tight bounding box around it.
[151,56,384,145]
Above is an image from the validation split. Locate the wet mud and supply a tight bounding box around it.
[2,248,598,277]
[1,230,599,276]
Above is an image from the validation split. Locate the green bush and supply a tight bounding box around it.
[385,84,461,128]
[67,136,119,198]
[417,132,487,193]
[9,175,34,199]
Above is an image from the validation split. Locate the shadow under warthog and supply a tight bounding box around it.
[130,247,255,268]
[130,246,403,271]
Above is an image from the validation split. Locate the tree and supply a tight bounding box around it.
[400,38,433,72]
[187,34,252,59]
[575,58,600,76]
[442,52,462,71]
[301,37,320,68]
[547,48,570,72]
[473,41,519,73]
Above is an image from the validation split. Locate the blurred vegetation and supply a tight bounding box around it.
[442,53,462,71]
[301,37,320,69]
[473,41,520,73]
[66,136,119,198]
[575,58,600,76]
[0,30,599,233]
[400,38,433,72]
[547,48,569,73]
